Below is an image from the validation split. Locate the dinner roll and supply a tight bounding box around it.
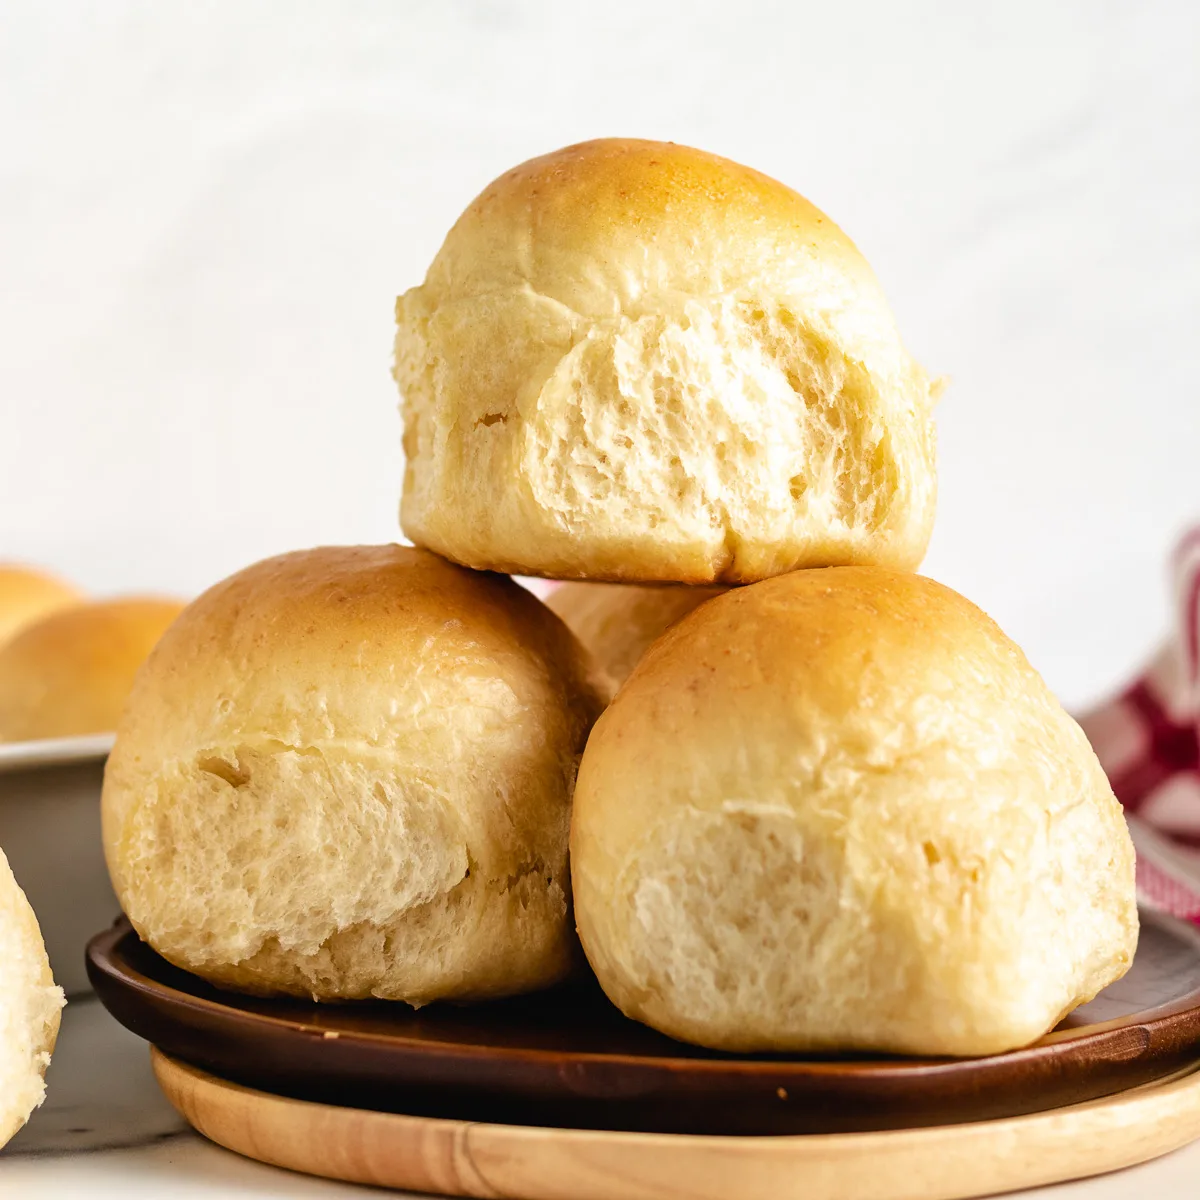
[547,581,726,686]
[0,564,82,647]
[572,568,1138,1056]
[102,546,608,1005]
[0,848,64,1148]
[395,138,938,584]
[0,597,183,742]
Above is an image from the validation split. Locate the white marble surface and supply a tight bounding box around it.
[0,995,1197,1198]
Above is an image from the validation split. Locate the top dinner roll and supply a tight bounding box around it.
[547,581,726,686]
[102,546,608,1006]
[571,568,1138,1056]
[394,139,938,584]
[0,597,183,742]
[0,564,82,648]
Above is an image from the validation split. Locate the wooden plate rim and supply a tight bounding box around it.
[150,1049,1200,1200]
[88,917,1200,1082]
[153,1047,1200,1149]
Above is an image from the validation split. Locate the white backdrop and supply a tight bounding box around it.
[1,1,1196,708]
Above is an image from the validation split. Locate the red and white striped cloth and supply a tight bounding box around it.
[1079,529,1200,923]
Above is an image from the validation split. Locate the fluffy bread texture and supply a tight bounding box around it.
[0,597,183,742]
[395,139,938,584]
[102,545,609,1005]
[547,581,726,686]
[0,847,64,1148]
[0,564,82,648]
[571,567,1138,1056]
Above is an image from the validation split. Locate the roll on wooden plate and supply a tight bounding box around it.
[102,546,608,1006]
[571,568,1138,1057]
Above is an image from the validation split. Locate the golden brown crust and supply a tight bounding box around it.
[102,546,609,1006]
[0,597,183,741]
[395,139,937,584]
[428,139,880,306]
[546,581,727,686]
[0,565,83,648]
[571,567,1138,1056]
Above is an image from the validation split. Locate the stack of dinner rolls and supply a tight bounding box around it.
[100,139,1137,1059]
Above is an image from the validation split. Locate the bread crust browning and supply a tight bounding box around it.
[571,567,1138,1055]
[102,545,610,1006]
[395,139,937,583]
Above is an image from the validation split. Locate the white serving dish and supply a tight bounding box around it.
[0,734,120,995]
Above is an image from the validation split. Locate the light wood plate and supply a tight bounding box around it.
[89,914,1200,1134]
[153,1050,1200,1200]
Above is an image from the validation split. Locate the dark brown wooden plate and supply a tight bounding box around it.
[88,911,1200,1135]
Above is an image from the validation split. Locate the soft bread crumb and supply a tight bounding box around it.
[394,140,937,583]
[102,546,609,1005]
[571,568,1139,1056]
[0,848,63,1148]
